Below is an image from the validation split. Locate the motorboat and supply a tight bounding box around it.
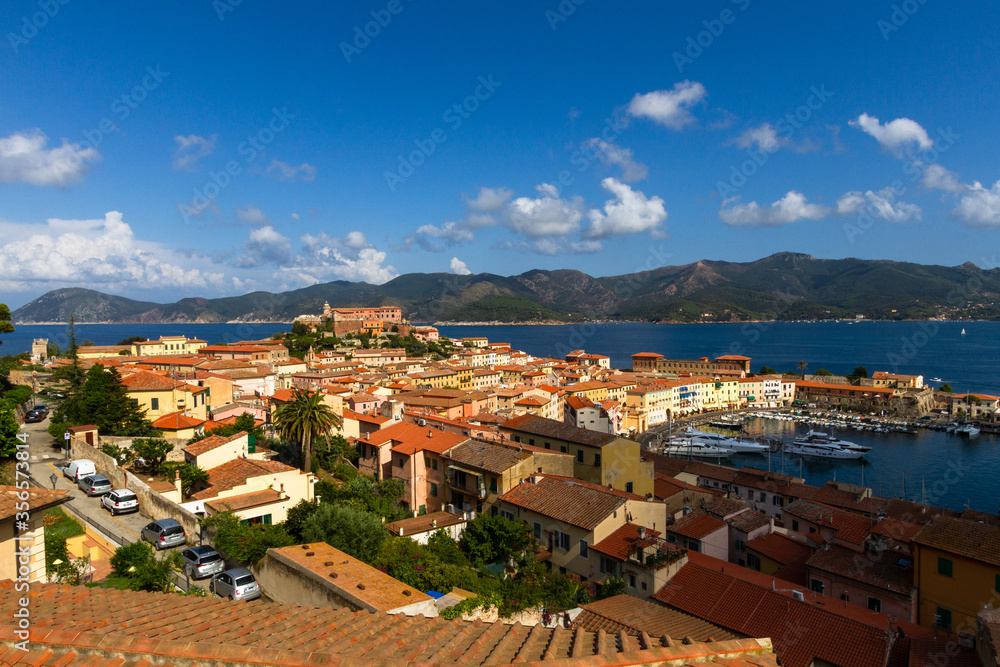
[796,430,871,453]
[956,424,980,437]
[681,427,769,454]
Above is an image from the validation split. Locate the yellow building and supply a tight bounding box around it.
[912,516,1000,635]
[131,335,207,356]
[121,370,209,420]
[0,486,70,584]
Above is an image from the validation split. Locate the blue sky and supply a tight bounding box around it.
[2,1,999,309]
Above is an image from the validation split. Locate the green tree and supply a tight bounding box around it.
[596,576,627,599]
[300,503,387,562]
[459,514,532,566]
[758,366,778,375]
[80,364,149,435]
[0,304,14,348]
[272,388,342,473]
[100,443,135,466]
[110,541,180,592]
[204,510,293,564]
[796,360,808,375]
[849,366,869,380]
[117,336,147,346]
[47,315,88,437]
[0,402,20,459]
[814,368,833,376]
[131,438,174,474]
[161,462,210,499]
[284,499,319,542]
[939,383,953,393]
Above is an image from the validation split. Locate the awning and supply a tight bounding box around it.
[446,464,483,477]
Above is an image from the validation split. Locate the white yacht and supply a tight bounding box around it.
[681,427,769,454]
[783,440,866,460]
[661,438,734,459]
[957,424,980,437]
[795,430,871,454]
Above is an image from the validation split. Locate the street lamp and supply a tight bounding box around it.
[49,473,57,490]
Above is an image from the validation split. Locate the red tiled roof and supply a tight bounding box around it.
[121,370,182,391]
[746,532,813,565]
[572,594,742,643]
[589,523,662,561]
[0,486,69,522]
[359,421,469,456]
[912,515,1000,566]
[151,410,205,430]
[805,544,915,595]
[783,499,875,546]
[191,457,300,500]
[204,489,282,513]
[183,431,248,457]
[499,475,642,531]
[666,510,727,541]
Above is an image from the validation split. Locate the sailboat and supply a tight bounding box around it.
[961,328,967,336]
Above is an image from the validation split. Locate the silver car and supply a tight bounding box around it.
[210,567,261,601]
[78,474,112,497]
[100,489,139,516]
[179,546,225,579]
[140,519,187,550]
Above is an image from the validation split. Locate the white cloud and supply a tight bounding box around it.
[0,130,100,187]
[464,212,498,229]
[172,134,216,171]
[849,113,932,154]
[343,231,369,249]
[503,183,584,237]
[465,186,513,212]
[290,213,301,221]
[919,163,964,193]
[233,225,292,267]
[0,211,222,293]
[720,191,830,227]
[954,180,1000,229]
[292,232,397,284]
[497,238,603,256]
[582,139,648,181]
[628,81,707,130]
[266,159,317,181]
[584,178,667,238]
[732,123,782,152]
[236,205,268,226]
[836,188,921,223]
[450,257,471,275]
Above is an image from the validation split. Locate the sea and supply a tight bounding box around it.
[5,320,999,514]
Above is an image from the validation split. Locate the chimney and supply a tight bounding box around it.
[637,526,646,540]
[427,429,433,438]
[432,519,437,527]
[174,470,182,495]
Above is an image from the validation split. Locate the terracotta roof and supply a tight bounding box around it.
[501,414,619,447]
[444,439,529,474]
[183,431,248,457]
[204,488,282,513]
[701,496,750,520]
[572,594,742,643]
[121,370,182,391]
[499,475,641,530]
[783,499,875,546]
[151,410,205,430]
[359,421,469,456]
[589,523,662,561]
[912,515,1000,566]
[666,510,727,541]
[746,532,813,565]
[652,473,711,500]
[191,457,300,500]
[654,560,902,667]
[805,544,915,595]
[385,511,467,537]
[728,510,773,534]
[0,582,781,665]
[870,517,924,544]
[0,486,69,523]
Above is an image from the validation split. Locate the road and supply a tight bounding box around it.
[20,416,212,592]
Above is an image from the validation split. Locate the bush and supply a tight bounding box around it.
[204,511,293,565]
[300,503,387,562]
[110,541,179,592]
[459,514,532,566]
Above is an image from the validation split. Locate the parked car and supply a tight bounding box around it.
[23,410,45,423]
[63,459,96,482]
[33,403,48,414]
[210,567,261,601]
[180,546,226,579]
[100,489,139,515]
[78,474,112,496]
[140,519,187,550]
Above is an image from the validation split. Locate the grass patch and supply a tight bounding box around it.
[43,506,85,542]
[87,575,134,590]
[0,460,14,486]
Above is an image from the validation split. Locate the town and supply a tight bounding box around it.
[1,303,998,667]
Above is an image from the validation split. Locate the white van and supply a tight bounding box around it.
[63,459,96,482]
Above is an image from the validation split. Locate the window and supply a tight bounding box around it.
[759,491,766,502]
[594,453,601,467]
[431,458,438,470]
[398,458,405,468]
[735,539,745,552]
[747,553,761,571]
[810,579,825,595]
[599,555,617,576]
[791,520,799,532]
[490,477,497,493]
[774,496,784,507]
[150,397,159,411]
[641,581,647,591]
[628,574,636,588]
[560,445,567,453]
[576,450,584,463]
[937,557,953,577]
[533,522,541,539]
[430,483,437,497]
[687,541,699,552]
[501,509,514,520]
[935,606,952,631]
[579,539,589,558]
[625,481,634,493]
[867,597,882,613]
[555,531,570,551]
[529,439,535,446]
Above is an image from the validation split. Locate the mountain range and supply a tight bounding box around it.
[11,253,1000,324]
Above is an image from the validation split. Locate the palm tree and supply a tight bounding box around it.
[797,360,808,376]
[272,389,342,473]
